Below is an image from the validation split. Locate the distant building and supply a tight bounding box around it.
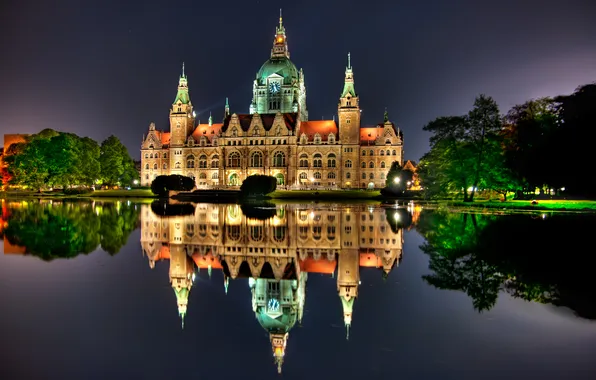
[403,159,421,190]
[140,14,404,189]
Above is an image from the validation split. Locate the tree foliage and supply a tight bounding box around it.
[100,135,138,187]
[3,130,136,190]
[382,162,413,196]
[151,174,195,196]
[240,175,277,196]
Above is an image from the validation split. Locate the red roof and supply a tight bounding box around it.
[359,253,382,268]
[191,251,223,269]
[359,127,380,145]
[299,256,337,274]
[299,120,338,141]
[191,123,223,143]
[160,132,171,146]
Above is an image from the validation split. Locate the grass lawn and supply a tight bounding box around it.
[270,189,382,200]
[445,199,596,211]
[84,189,157,198]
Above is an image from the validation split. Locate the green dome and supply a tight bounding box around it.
[255,305,297,333]
[257,57,298,85]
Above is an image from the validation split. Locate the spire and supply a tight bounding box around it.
[224,97,230,120]
[208,264,212,278]
[346,323,350,340]
[271,333,288,374]
[173,64,191,106]
[340,52,356,99]
[208,112,213,126]
[224,275,229,294]
[182,62,185,78]
[384,107,389,122]
[272,10,289,58]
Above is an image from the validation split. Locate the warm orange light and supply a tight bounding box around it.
[275,347,283,355]
[277,37,283,43]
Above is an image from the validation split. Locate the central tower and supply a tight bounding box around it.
[250,10,308,120]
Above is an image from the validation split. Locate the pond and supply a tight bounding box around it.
[1,199,595,379]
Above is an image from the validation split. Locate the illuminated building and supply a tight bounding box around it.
[140,13,404,189]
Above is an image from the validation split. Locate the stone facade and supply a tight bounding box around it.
[141,16,404,189]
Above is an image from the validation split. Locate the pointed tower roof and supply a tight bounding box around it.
[340,294,355,340]
[173,62,191,105]
[174,286,190,329]
[270,332,288,374]
[341,52,356,98]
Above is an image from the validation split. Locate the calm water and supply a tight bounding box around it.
[1,199,596,380]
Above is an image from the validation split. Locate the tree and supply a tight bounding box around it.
[151,174,195,197]
[382,162,413,196]
[100,136,137,187]
[240,175,277,196]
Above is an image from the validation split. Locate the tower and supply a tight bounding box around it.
[338,53,360,145]
[169,245,195,329]
[337,248,360,339]
[170,63,196,147]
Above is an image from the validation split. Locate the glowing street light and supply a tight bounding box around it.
[394,177,400,184]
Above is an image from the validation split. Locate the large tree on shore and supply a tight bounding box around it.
[99,135,138,187]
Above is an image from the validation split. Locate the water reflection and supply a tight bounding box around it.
[140,202,413,373]
[416,210,596,319]
[0,199,140,259]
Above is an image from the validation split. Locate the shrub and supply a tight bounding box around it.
[240,175,277,196]
[151,175,195,197]
[63,187,94,195]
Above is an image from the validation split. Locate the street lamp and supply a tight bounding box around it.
[393,177,400,184]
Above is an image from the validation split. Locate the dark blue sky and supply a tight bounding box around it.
[1,0,595,160]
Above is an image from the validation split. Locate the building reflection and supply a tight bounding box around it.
[140,203,408,373]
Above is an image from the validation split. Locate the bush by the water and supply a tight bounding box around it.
[63,187,94,195]
[151,175,195,196]
[240,175,277,196]
[150,200,196,216]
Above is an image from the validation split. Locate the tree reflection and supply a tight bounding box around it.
[417,210,596,319]
[1,200,140,260]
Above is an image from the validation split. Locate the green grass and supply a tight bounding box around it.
[444,199,596,211]
[270,189,382,200]
[83,189,157,198]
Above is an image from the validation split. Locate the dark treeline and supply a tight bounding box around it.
[2,129,138,190]
[419,83,596,199]
[416,210,596,319]
[0,200,140,260]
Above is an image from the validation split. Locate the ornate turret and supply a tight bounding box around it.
[338,53,361,144]
[337,250,359,340]
[224,97,230,121]
[271,333,288,374]
[271,9,289,59]
[173,62,191,106]
[169,63,196,148]
[340,53,356,99]
[169,245,195,329]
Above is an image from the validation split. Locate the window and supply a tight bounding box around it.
[228,152,240,167]
[362,173,366,179]
[381,161,386,168]
[273,152,285,167]
[199,155,207,168]
[327,172,336,179]
[328,133,335,144]
[250,151,263,167]
[362,150,366,156]
[155,153,159,158]
[386,150,390,156]
[186,155,195,169]
[313,153,322,168]
[163,153,167,159]
[369,173,374,179]
[346,172,351,179]
[199,173,207,179]
[380,150,384,156]
[299,153,308,167]
[149,153,153,159]
[392,150,397,156]
[175,162,181,169]
[211,154,219,168]
[231,127,238,137]
[345,160,352,168]
[163,163,167,169]
[300,134,307,144]
[145,163,149,170]
[314,133,321,144]
[212,172,219,179]
[153,163,157,169]
[327,153,336,168]
[299,172,308,180]
[386,139,391,144]
[361,161,366,168]
[369,149,374,156]
[200,136,207,146]
[369,161,375,168]
[145,174,149,180]
[314,172,322,179]
[144,153,149,159]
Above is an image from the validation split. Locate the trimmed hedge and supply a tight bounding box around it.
[240,175,277,196]
[151,175,195,197]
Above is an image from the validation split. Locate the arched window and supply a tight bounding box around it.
[299,172,308,180]
[381,161,386,168]
[199,154,207,168]
[328,133,335,144]
[313,153,322,168]
[199,172,207,179]
[201,136,207,146]
[314,172,322,179]
[327,172,336,179]
[144,153,149,159]
[163,153,167,159]
[150,153,153,159]
[186,155,195,168]
[155,153,159,158]
[231,127,238,137]
[386,139,391,144]
[175,162,181,169]
[369,161,375,168]
[345,160,352,168]
[145,174,149,180]
[299,153,308,168]
[392,150,397,156]
[145,163,149,170]
[273,152,285,167]
[380,150,385,156]
[346,172,351,179]
[369,173,374,179]
[362,150,366,156]
[361,161,366,168]
[300,134,307,144]
[386,150,390,156]
[314,133,321,144]
[327,153,336,168]
[369,149,374,156]
[228,152,240,167]
[361,173,366,179]
[250,151,263,167]
[153,163,158,169]
[163,163,167,169]
[212,172,219,179]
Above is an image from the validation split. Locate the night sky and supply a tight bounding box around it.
[1,0,595,161]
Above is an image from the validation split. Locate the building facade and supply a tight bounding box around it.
[140,203,405,373]
[141,15,404,189]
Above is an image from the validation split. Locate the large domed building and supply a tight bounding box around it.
[141,12,404,189]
